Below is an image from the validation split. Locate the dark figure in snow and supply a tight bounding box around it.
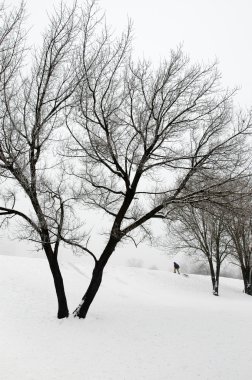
[174,262,180,274]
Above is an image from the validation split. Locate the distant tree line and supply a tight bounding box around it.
[0,0,251,319]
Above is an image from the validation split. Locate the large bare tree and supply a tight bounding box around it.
[65,10,252,317]
[0,1,82,318]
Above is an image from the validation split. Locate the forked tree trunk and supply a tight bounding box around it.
[44,245,69,318]
[74,236,119,319]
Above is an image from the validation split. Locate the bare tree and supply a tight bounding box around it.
[171,205,232,295]
[225,196,252,295]
[0,1,82,318]
[65,11,252,317]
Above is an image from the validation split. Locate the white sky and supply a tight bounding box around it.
[22,0,252,107]
[1,0,252,268]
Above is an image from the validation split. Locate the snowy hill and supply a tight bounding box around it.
[1,254,252,380]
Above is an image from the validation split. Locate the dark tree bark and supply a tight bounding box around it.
[213,259,220,296]
[241,266,252,295]
[248,268,252,295]
[74,236,119,318]
[208,257,219,296]
[44,244,69,318]
[208,258,216,291]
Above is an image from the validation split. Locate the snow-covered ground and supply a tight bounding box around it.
[1,254,252,380]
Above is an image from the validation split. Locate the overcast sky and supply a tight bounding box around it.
[2,0,252,268]
[22,0,252,107]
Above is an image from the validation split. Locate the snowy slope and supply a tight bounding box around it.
[0,254,252,380]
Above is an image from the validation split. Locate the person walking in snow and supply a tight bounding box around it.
[174,262,180,274]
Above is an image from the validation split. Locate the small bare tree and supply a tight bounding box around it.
[225,196,252,295]
[65,8,252,317]
[171,205,232,295]
[0,1,82,318]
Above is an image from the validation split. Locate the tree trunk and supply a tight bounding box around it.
[241,266,252,295]
[213,261,220,296]
[208,258,219,296]
[44,245,69,318]
[74,262,103,318]
[208,258,216,292]
[74,236,119,319]
[249,268,252,295]
[241,266,247,292]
